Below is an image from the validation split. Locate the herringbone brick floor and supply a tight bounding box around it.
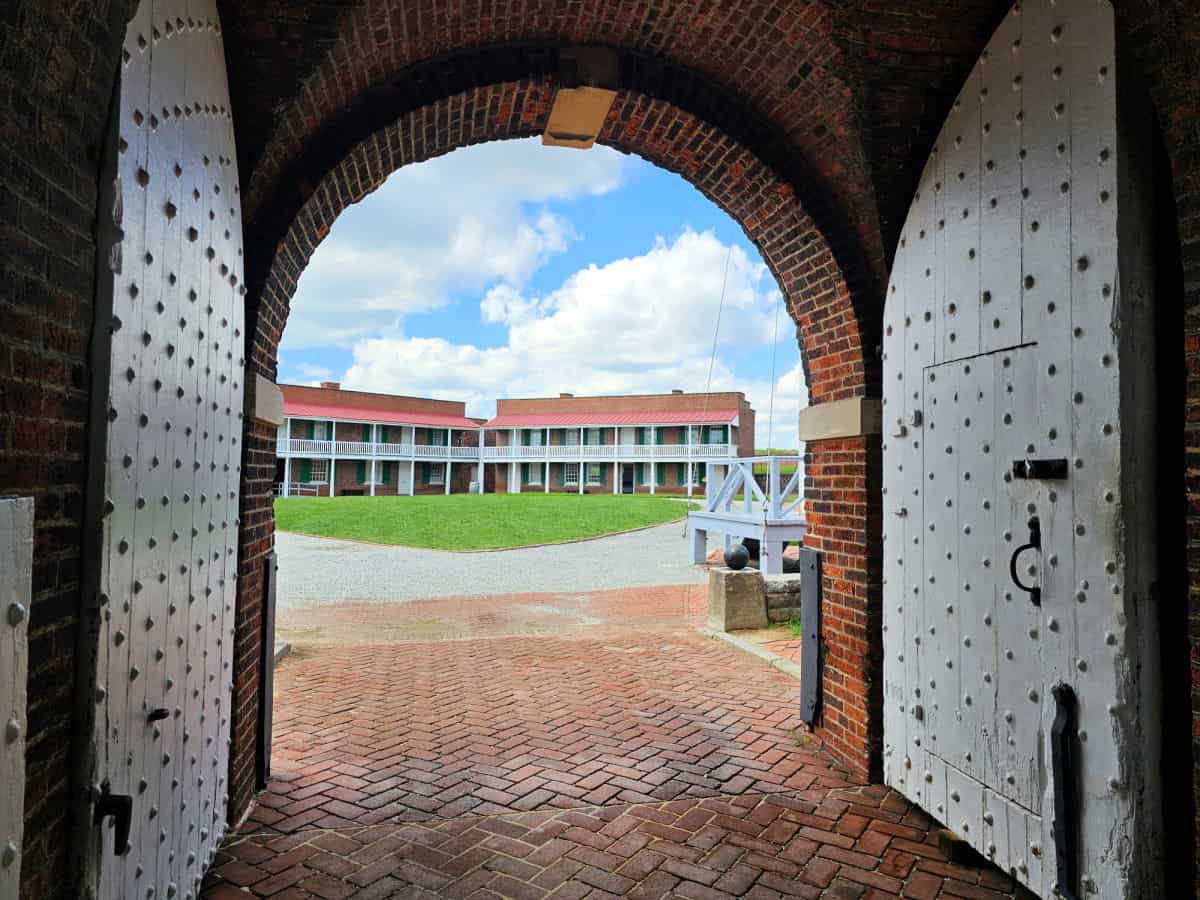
[203,587,1027,899]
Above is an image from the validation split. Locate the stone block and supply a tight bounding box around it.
[764,573,803,623]
[708,568,767,631]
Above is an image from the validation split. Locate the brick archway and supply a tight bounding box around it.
[230,75,885,821]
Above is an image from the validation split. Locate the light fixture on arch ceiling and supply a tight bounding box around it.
[543,47,618,150]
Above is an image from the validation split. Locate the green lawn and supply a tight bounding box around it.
[274,493,696,550]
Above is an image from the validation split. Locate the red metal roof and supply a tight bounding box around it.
[283,401,482,429]
[484,408,738,428]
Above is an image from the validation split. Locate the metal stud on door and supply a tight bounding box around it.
[881,1,1163,896]
[81,2,246,897]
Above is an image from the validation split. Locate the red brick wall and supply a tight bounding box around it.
[281,383,468,417]
[738,399,757,457]
[802,436,882,780]
[231,419,277,830]
[496,392,749,417]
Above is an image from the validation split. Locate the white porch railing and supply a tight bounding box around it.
[273,482,320,497]
[285,439,332,454]
[687,456,805,574]
[280,439,478,459]
[334,441,374,455]
[479,443,735,460]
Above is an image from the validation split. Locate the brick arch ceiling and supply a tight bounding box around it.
[225,0,877,267]
[248,77,870,406]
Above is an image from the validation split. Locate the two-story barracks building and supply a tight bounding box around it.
[275,384,755,497]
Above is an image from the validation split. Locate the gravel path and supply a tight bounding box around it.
[275,521,711,608]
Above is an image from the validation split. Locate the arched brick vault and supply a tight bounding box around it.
[222,0,886,289]
[237,47,883,404]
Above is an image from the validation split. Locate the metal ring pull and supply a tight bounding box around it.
[1008,515,1042,607]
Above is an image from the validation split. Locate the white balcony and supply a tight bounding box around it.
[280,438,736,461]
[479,443,735,460]
[280,439,476,460]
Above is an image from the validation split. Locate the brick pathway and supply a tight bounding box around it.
[204,586,1027,899]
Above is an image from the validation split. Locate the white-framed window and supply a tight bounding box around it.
[642,464,654,486]
[561,430,578,445]
[308,459,329,483]
[587,463,603,486]
[528,429,544,446]
[428,463,445,485]
[587,428,604,446]
[563,462,580,485]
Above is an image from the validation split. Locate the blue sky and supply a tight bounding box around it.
[279,138,807,448]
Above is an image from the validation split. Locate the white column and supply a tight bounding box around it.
[329,421,337,497]
[544,461,550,493]
[409,458,416,497]
[369,423,377,497]
[686,425,694,499]
[282,417,292,497]
[445,461,452,495]
[477,428,484,493]
[649,426,656,495]
[578,427,585,495]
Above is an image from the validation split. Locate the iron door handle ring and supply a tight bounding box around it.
[1008,516,1042,607]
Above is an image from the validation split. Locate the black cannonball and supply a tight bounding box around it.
[724,542,750,571]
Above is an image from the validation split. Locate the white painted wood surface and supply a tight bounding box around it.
[0,498,32,899]
[88,3,245,897]
[881,1,1162,896]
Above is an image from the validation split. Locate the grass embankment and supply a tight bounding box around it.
[752,448,800,476]
[274,493,696,551]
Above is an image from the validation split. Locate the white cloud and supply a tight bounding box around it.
[295,362,334,380]
[340,229,807,449]
[282,139,633,350]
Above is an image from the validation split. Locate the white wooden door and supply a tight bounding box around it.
[85,2,245,897]
[881,1,1163,897]
[395,462,413,495]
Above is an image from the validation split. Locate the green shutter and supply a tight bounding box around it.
[356,461,366,484]
[677,463,685,484]
[521,463,529,484]
[635,463,643,485]
[556,464,565,486]
[655,428,664,445]
[300,459,311,482]
[422,462,430,483]
[305,420,315,439]
[382,462,391,485]
[582,429,589,446]
[379,425,387,444]
[636,427,645,446]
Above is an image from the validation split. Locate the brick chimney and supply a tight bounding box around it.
[671,389,684,394]
[320,381,341,390]
[559,392,574,398]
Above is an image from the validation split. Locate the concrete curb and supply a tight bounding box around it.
[701,628,803,681]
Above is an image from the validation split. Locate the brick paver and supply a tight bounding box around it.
[205,586,1029,898]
